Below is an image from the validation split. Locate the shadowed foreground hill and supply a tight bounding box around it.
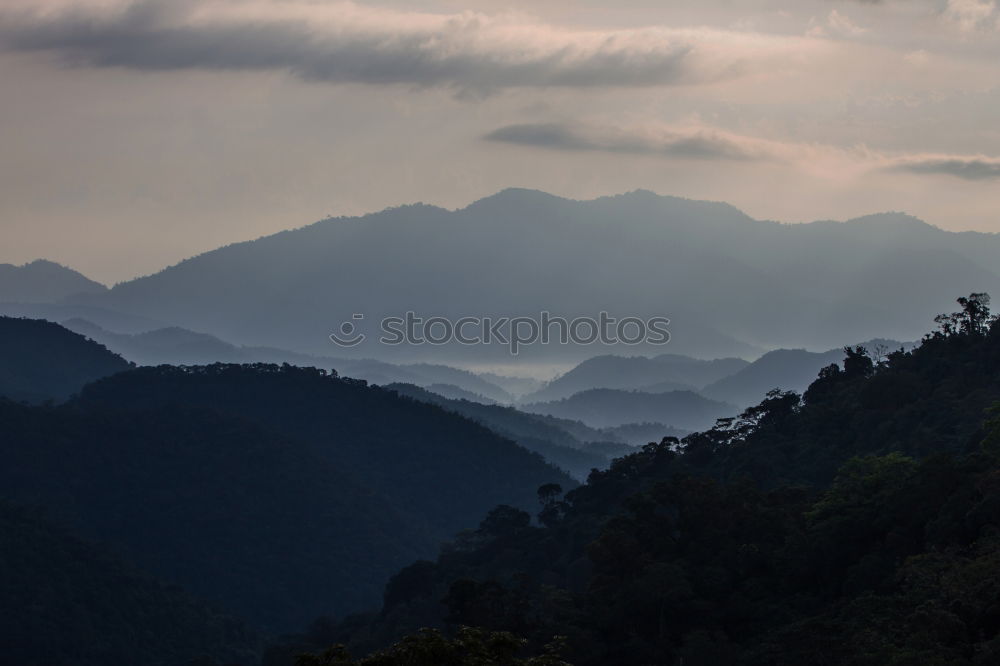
[0,316,131,402]
[275,295,1000,666]
[76,365,573,545]
[0,499,259,666]
[0,395,424,632]
[0,361,571,632]
[386,382,608,480]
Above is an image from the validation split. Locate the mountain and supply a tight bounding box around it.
[0,316,131,402]
[701,348,844,408]
[600,421,690,446]
[60,318,513,400]
[702,338,913,407]
[0,393,427,632]
[385,383,608,480]
[63,318,252,365]
[477,372,545,399]
[0,302,167,334]
[69,364,572,622]
[0,259,106,303]
[281,295,1000,666]
[69,190,1000,362]
[423,383,498,404]
[0,499,259,666]
[0,320,571,631]
[522,388,737,430]
[523,353,750,403]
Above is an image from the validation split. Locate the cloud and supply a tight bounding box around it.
[888,155,1000,179]
[944,0,998,32]
[0,0,769,92]
[485,120,1000,182]
[484,122,775,161]
[806,10,868,38]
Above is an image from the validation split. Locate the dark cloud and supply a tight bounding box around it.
[0,1,704,91]
[484,123,767,161]
[890,157,1000,180]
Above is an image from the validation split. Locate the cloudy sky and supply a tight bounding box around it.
[2,0,999,283]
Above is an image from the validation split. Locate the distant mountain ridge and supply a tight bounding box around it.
[523,388,737,431]
[701,338,914,407]
[0,259,106,303]
[64,189,997,362]
[523,353,750,402]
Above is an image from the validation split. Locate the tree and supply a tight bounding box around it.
[933,292,995,337]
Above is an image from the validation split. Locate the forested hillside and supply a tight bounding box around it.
[0,499,258,666]
[0,356,571,633]
[0,316,131,402]
[275,294,1000,666]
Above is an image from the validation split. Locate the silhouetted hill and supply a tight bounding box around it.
[385,382,605,479]
[0,393,426,632]
[0,259,106,303]
[0,316,131,402]
[69,189,996,362]
[523,353,749,403]
[68,365,572,620]
[285,295,1000,666]
[702,338,913,407]
[0,498,259,666]
[523,388,737,430]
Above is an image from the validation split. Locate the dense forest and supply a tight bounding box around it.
[0,358,572,638]
[0,316,131,402]
[4,296,1000,664]
[0,499,258,666]
[269,294,1000,665]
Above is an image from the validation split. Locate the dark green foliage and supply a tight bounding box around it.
[385,382,607,479]
[75,364,574,549]
[0,499,258,666]
[0,396,423,632]
[1,362,571,632]
[285,295,1000,665]
[0,316,131,402]
[295,627,571,666]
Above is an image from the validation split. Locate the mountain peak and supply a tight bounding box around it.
[0,259,107,304]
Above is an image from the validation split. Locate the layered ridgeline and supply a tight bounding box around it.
[522,354,750,402]
[59,318,515,402]
[526,340,912,411]
[0,499,258,666]
[521,389,737,431]
[269,295,1000,665]
[0,321,572,636]
[385,383,686,479]
[0,316,131,402]
[69,189,1000,361]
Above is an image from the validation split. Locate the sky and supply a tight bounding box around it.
[1,0,999,284]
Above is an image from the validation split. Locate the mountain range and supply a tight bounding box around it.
[30,188,995,363]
